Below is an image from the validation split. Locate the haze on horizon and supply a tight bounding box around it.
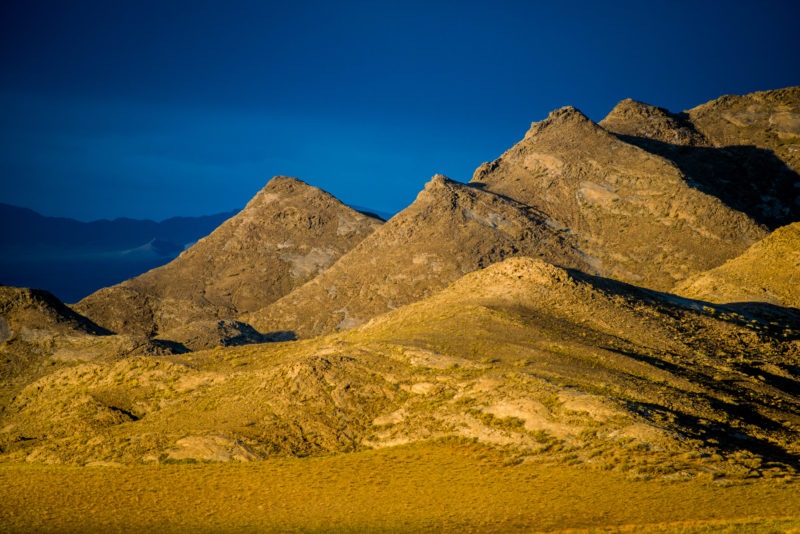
[1,0,799,222]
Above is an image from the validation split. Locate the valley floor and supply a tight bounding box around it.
[1,441,798,533]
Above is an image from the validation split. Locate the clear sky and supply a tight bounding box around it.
[2,0,799,221]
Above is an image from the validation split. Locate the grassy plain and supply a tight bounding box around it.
[1,440,798,533]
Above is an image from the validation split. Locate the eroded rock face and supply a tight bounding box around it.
[74,176,383,346]
[165,435,261,463]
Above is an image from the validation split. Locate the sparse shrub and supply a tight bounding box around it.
[530,430,552,443]
[467,408,526,432]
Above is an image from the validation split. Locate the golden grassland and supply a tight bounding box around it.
[1,440,798,533]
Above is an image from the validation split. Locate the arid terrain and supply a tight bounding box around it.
[1,87,799,532]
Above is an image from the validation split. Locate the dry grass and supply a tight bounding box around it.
[1,440,798,533]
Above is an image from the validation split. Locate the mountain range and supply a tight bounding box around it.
[1,86,798,482]
[0,204,238,303]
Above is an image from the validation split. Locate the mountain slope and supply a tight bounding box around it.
[470,106,768,290]
[74,176,382,341]
[4,257,798,478]
[246,175,590,338]
[599,88,800,228]
[687,86,800,173]
[675,222,800,309]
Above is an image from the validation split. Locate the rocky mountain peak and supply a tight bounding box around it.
[470,99,770,291]
[606,98,664,117]
[417,174,466,206]
[262,175,313,193]
[524,106,595,138]
[547,105,590,122]
[246,171,589,338]
[425,174,452,189]
[600,98,707,146]
[245,175,339,212]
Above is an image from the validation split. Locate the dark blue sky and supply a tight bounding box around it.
[2,0,799,221]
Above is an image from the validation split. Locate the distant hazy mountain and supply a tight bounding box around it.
[0,204,237,303]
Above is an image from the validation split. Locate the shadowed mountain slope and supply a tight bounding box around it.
[4,258,798,478]
[687,86,800,172]
[246,175,591,338]
[675,222,800,309]
[600,87,800,228]
[74,176,382,342]
[0,285,110,341]
[599,98,709,146]
[0,285,183,408]
[471,107,767,290]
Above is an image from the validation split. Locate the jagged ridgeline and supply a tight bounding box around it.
[246,174,591,338]
[599,86,800,228]
[471,106,766,291]
[249,88,798,339]
[65,87,800,345]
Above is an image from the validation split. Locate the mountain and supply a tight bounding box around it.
[675,222,800,309]
[0,203,237,303]
[470,106,768,291]
[248,92,800,339]
[246,174,590,338]
[599,87,800,228]
[3,257,798,477]
[74,176,383,343]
